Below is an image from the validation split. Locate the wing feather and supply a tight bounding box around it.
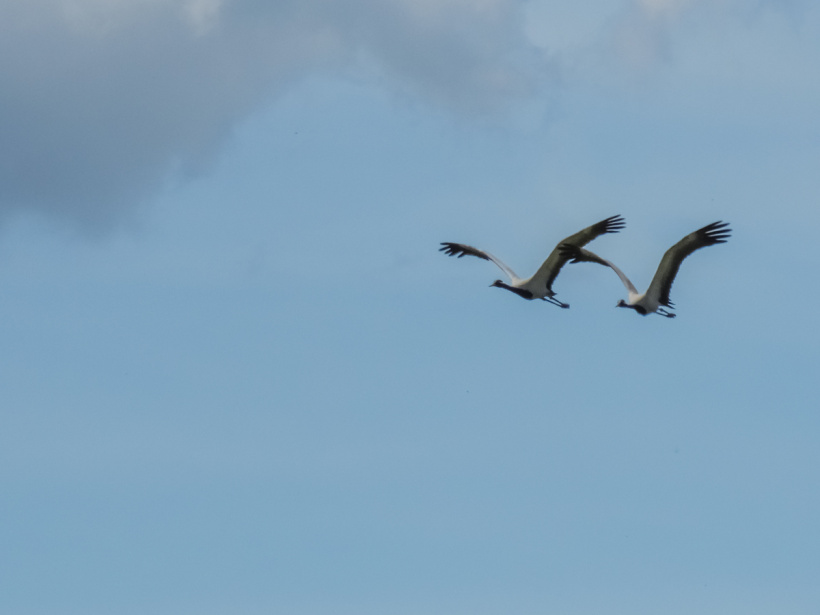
[559,244,639,295]
[530,215,625,292]
[439,242,519,281]
[646,221,731,307]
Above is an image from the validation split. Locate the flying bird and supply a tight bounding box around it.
[559,221,731,317]
[439,215,625,308]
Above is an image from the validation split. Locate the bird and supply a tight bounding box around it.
[439,215,625,308]
[559,221,731,317]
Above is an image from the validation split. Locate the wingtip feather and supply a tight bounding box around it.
[603,214,626,233]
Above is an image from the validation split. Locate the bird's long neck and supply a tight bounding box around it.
[494,282,534,300]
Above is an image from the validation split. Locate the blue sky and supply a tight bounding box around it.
[2,1,820,613]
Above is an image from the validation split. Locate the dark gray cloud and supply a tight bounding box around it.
[0,0,552,230]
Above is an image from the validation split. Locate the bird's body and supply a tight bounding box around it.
[560,221,731,317]
[440,215,625,308]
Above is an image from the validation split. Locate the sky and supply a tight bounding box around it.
[1,0,820,613]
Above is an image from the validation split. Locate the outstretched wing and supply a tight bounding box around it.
[646,221,731,308]
[557,214,626,248]
[559,243,639,295]
[529,215,626,292]
[439,242,519,282]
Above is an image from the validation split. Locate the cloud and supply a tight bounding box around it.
[604,0,703,71]
[606,0,813,72]
[0,0,552,231]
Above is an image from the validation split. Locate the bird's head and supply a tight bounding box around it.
[615,299,628,308]
[490,280,504,289]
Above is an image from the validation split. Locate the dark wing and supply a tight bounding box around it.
[557,214,626,248]
[439,242,489,260]
[530,215,625,292]
[646,221,731,307]
[559,243,639,295]
[439,242,518,281]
